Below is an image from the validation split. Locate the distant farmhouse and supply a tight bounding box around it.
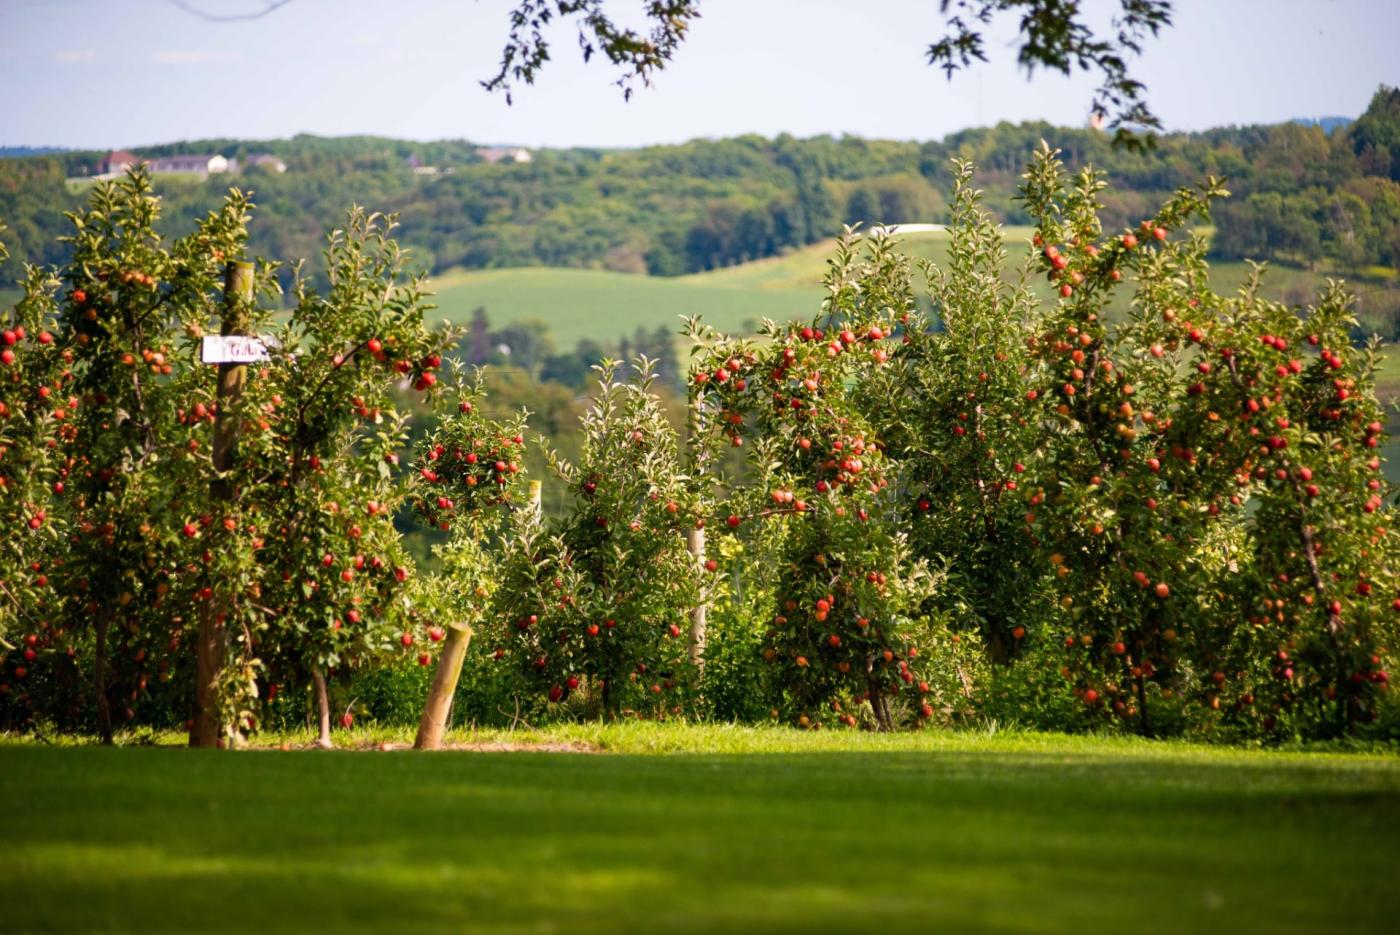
[94,150,286,179]
[148,154,230,175]
[475,146,533,165]
[98,151,141,176]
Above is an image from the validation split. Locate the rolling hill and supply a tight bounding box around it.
[426,227,1024,345]
[426,227,1346,346]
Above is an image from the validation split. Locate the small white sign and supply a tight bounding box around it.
[201,335,276,364]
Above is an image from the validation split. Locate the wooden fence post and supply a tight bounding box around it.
[190,261,253,749]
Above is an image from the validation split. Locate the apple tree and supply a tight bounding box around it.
[406,367,530,748]
[225,209,455,746]
[1009,142,1396,739]
[857,161,1050,665]
[489,358,702,719]
[688,236,938,730]
[1012,144,1264,731]
[1203,284,1397,739]
[35,170,254,743]
[0,230,74,724]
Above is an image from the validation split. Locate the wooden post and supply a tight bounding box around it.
[413,623,472,750]
[687,527,707,673]
[683,382,711,680]
[413,480,542,750]
[190,261,253,749]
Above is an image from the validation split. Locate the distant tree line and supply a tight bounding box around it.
[1,86,1398,288]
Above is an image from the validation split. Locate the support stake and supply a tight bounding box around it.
[190,261,253,748]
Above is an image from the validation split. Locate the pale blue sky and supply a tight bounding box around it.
[2,0,1397,149]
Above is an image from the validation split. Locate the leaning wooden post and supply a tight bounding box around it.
[190,261,253,749]
[414,480,542,750]
[413,624,472,750]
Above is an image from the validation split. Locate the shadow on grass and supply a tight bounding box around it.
[1,746,1397,933]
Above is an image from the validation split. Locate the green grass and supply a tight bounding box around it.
[3,724,1397,933]
[428,265,820,347]
[63,177,101,195]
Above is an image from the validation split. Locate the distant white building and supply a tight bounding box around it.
[147,154,230,175]
[475,146,533,165]
[95,150,230,178]
[863,223,945,238]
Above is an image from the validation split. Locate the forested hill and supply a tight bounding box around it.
[2,86,1397,291]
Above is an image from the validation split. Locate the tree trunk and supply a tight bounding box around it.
[867,670,892,732]
[984,622,1010,665]
[414,624,472,750]
[873,692,893,732]
[190,608,227,748]
[94,606,114,745]
[1336,673,1351,738]
[311,665,333,749]
[1134,670,1152,737]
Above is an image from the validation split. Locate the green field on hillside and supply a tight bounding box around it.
[2,724,1397,933]
[427,228,1005,346]
[428,265,820,346]
[426,230,1361,349]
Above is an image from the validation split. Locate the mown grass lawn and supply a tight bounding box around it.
[1,725,1397,933]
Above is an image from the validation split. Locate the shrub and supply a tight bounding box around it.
[698,535,776,723]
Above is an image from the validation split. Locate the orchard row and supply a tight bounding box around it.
[0,149,1394,745]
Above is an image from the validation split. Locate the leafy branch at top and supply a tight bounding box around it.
[484,0,700,104]
[927,0,1173,148]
